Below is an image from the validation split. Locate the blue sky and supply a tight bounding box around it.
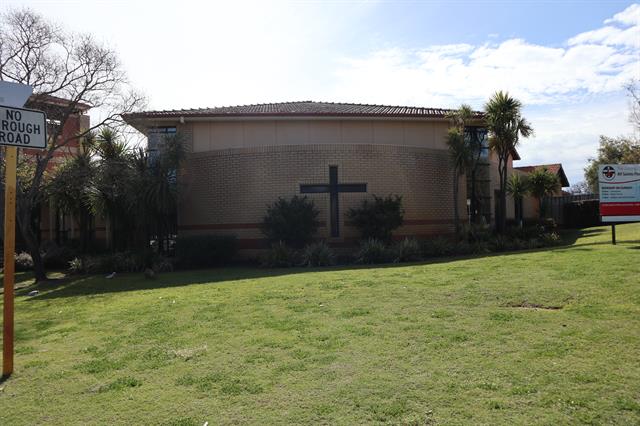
[5,1,640,185]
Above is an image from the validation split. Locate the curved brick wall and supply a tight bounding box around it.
[179,144,466,249]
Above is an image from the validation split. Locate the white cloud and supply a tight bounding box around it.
[329,4,639,184]
[605,3,640,26]
[568,20,640,48]
[333,28,638,107]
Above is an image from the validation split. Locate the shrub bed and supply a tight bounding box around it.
[174,235,237,269]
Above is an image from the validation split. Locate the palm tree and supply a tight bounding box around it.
[48,132,97,251]
[446,127,472,235]
[528,167,560,219]
[506,173,529,228]
[484,91,533,233]
[91,128,133,251]
[123,133,186,254]
[445,104,476,235]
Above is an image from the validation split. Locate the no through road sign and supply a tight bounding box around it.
[0,105,47,149]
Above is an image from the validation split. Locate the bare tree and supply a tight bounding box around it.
[0,8,145,282]
[625,79,640,132]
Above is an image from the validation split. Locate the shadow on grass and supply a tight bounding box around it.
[22,227,639,301]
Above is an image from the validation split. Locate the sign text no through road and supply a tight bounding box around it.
[0,105,47,149]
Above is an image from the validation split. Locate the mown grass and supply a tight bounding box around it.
[0,224,639,425]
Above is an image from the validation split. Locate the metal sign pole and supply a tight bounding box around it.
[3,146,17,377]
[611,224,616,245]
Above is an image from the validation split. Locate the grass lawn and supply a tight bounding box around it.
[0,224,639,425]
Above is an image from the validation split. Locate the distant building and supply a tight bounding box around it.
[514,163,571,219]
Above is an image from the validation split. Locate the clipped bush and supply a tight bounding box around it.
[261,241,300,268]
[175,235,237,269]
[355,238,391,264]
[261,196,319,248]
[420,237,456,258]
[14,252,34,271]
[347,195,404,242]
[301,241,335,267]
[391,238,422,263]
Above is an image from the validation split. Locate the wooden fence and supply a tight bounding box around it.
[543,193,598,225]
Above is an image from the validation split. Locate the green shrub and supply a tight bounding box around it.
[541,232,562,246]
[391,238,422,263]
[14,252,34,271]
[470,241,491,255]
[102,251,144,273]
[175,235,237,269]
[453,240,474,255]
[355,238,391,264]
[527,238,543,249]
[261,196,319,248]
[68,251,174,275]
[301,241,335,267]
[466,223,492,242]
[41,242,77,269]
[489,235,513,252]
[346,195,404,242]
[420,237,456,258]
[68,257,84,274]
[261,242,300,268]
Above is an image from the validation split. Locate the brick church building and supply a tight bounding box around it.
[124,101,567,254]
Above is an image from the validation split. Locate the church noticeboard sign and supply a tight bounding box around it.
[598,164,640,222]
[0,105,47,149]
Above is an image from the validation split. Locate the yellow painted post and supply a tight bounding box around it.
[3,146,17,377]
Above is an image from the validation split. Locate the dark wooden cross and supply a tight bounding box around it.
[300,166,367,237]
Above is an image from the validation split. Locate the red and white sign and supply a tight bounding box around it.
[599,164,640,222]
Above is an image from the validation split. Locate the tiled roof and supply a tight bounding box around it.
[123,101,483,120]
[28,94,92,111]
[514,163,570,187]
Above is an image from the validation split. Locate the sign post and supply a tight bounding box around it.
[598,164,640,244]
[2,146,17,377]
[0,82,45,378]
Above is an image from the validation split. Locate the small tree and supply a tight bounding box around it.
[445,104,474,235]
[47,133,97,251]
[446,127,472,236]
[261,196,319,248]
[528,167,560,219]
[584,136,640,192]
[346,195,404,243]
[506,173,529,228]
[484,91,533,233]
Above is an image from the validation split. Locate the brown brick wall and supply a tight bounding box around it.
[178,143,467,249]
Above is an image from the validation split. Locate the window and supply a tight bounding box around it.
[147,126,177,154]
[465,126,489,159]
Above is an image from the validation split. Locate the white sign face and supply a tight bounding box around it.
[598,164,640,222]
[0,105,47,149]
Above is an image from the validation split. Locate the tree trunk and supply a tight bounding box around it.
[17,209,47,282]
